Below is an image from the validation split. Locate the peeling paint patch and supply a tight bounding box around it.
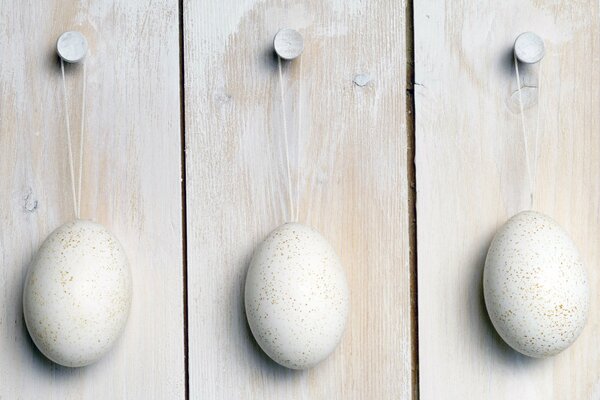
[213,90,232,105]
[353,73,372,87]
[23,187,38,213]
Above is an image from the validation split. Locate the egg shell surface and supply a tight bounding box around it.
[483,211,589,358]
[245,223,349,369]
[23,219,132,367]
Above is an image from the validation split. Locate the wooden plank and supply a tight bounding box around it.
[0,1,184,398]
[183,1,412,398]
[415,1,600,398]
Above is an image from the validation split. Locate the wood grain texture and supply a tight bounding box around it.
[0,1,184,398]
[183,0,412,398]
[415,1,600,399]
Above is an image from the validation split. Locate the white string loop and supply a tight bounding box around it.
[277,56,297,223]
[514,54,542,208]
[295,55,302,222]
[60,59,87,219]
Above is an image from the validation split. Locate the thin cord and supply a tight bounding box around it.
[295,56,303,222]
[60,59,79,219]
[531,62,542,201]
[514,54,542,208]
[77,61,87,218]
[60,59,87,219]
[277,56,295,223]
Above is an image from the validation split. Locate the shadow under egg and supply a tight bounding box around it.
[469,227,539,367]
[233,240,302,379]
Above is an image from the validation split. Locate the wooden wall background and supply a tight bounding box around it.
[1,0,598,399]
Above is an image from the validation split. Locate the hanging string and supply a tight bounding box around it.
[60,59,78,218]
[531,62,542,201]
[60,58,87,219]
[295,55,303,222]
[514,54,542,209]
[77,62,87,218]
[277,56,296,223]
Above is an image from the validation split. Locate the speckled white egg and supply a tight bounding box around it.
[23,219,132,367]
[244,223,349,369]
[483,211,589,357]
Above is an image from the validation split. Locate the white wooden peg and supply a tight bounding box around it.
[273,28,303,60]
[56,31,88,63]
[514,32,544,64]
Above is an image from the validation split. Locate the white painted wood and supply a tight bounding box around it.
[183,0,412,398]
[415,1,600,399]
[0,1,184,398]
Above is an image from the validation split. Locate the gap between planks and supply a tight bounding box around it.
[405,0,419,398]
[178,0,190,399]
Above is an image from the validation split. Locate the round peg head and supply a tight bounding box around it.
[56,31,88,63]
[273,28,304,60]
[514,32,544,64]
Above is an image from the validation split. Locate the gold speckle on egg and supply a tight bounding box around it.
[244,223,350,370]
[483,211,589,358]
[23,219,132,367]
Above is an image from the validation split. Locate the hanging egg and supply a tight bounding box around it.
[245,223,349,369]
[23,220,132,367]
[483,211,589,357]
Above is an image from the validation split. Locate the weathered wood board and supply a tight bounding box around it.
[183,1,413,398]
[414,1,600,399]
[0,1,184,398]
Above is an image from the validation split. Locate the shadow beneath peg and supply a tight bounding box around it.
[260,45,293,74]
[48,45,82,74]
[499,46,516,77]
[499,44,537,77]
[46,40,62,71]
[501,48,540,113]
